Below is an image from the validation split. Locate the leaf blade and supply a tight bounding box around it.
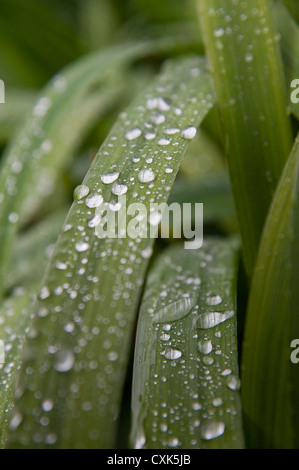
[6,56,215,449]
[131,238,244,449]
[198,0,293,276]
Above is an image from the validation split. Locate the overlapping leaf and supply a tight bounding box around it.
[131,238,244,449]
[198,0,293,276]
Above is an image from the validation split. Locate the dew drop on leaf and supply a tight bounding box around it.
[138,169,155,183]
[73,184,90,201]
[100,172,119,184]
[181,126,197,140]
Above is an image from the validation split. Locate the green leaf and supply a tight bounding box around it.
[198,0,293,276]
[241,135,299,448]
[6,56,214,449]
[130,238,244,449]
[275,1,299,120]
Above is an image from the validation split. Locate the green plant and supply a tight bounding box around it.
[0,0,299,449]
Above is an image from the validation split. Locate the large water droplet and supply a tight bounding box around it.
[125,128,142,140]
[153,297,197,324]
[112,182,128,195]
[197,339,213,355]
[195,310,234,329]
[206,295,222,306]
[200,421,225,440]
[138,169,155,183]
[164,349,182,360]
[54,349,75,373]
[42,399,54,412]
[226,375,241,391]
[141,246,153,259]
[100,172,119,184]
[85,194,103,208]
[157,138,171,146]
[75,241,90,252]
[74,184,90,201]
[181,126,197,140]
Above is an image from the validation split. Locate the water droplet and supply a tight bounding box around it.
[112,182,128,195]
[54,349,75,373]
[8,213,19,223]
[55,261,67,270]
[42,399,54,412]
[192,402,202,411]
[164,128,180,135]
[108,351,118,362]
[220,368,232,376]
[125,128,142,140]
[164,349,182,360]
[213,398,223,407]
[201,421,225,440]
[88,214,102,228]
[144,131,156,140]
[195,310,235,329]
[206,295,222,306]
[44,433,57,445]
[74,185,90,201]
[226,375,241,391]
[34,97,52,117]
[141,246,153,259]
[85,194,103,208]
[157,138,171,146]
[166,437,180,447]
[75,241,90,252]
[40,286,50,300]
[100,172,119,184]
[138,169,155,183]
[160,333,170,341]
[214,27,225,38]
[150,112,165,125]
[245,52,254,63]
[148,211,162,226]
[181,126,197,140]
[197,339,213,355]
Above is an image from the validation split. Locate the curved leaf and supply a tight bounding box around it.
[7,56,214,449]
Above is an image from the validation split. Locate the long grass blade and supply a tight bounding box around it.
[198,0,293,276]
